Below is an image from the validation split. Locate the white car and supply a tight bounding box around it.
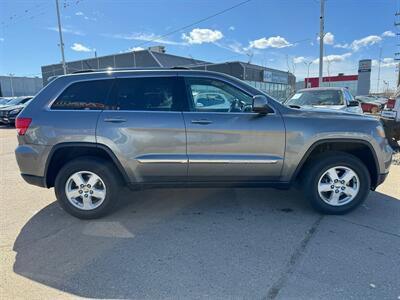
[286,87,363,115]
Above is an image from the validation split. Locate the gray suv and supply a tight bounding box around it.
[15,70,392,219]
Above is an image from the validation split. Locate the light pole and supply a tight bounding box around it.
[319,0,325,86]
[9,73,14,97]
[55,0,66,74]
[304,61,312,88]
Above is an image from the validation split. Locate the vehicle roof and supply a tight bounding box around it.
[298,87,346,92]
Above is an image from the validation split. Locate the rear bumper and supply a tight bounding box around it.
[21,174,47,188]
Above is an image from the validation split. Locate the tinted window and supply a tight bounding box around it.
[109,77,181,111]
[52,80,112,110]
[186,78,253,112]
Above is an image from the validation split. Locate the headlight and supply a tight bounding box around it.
[9,109,22,115]
[376,125,386,138]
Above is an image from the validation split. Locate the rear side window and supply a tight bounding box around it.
[109,77,183,111]
[51,80,113,110]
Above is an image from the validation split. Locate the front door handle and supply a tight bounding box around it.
[191,119,212,125]
[104,118,127,123]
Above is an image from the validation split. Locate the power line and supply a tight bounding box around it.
[132,0,253,49]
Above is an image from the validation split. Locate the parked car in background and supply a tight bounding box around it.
[286,87,363,114]
[0,98,33,125]
[381,96,400,150]
[0,96,32,109]
[15,69,391,219]
[0,97,13,105]
[355,96,382,114]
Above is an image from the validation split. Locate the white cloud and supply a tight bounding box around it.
[372,57,397,68]
[0,38,4,42]
[47,26,85,36]
[71,43,92,52]
[382,30,395,37]
[75,11,84,16]
[110,32,184,46]
[249,36,292,49]
[333,43,349,49]
[313,52,352,64]
[350,35,382,51]
[182,28,223,44]
[293,56,306,64]
[317,32,334,45]
[215,40,248,55]
[229,26,235,31]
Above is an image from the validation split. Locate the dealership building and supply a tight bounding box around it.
[303,59,372,96]
[41,46,296,101]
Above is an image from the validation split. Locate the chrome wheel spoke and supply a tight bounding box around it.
[326,168,339,182]
[91,188,105,199]
[340,170,355,184]
[66,189,81,199]
[82,196,93,209]
[87,174,100,187]
[329,191,341,205]
[319,183,332,192]
[71,173,85,187]
[345,186,358,197]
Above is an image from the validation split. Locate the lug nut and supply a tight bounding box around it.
[79,190,83,194]
[341,186,345,190]
[84,194,88,197]
[334,179,338,183]
[80,184,84,188]
[331,185,335,189]
[335,189,339,193]
[341,180,345,184]
[90,190,93,194]
[87,184,91,188]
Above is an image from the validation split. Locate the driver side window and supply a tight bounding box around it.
[185,77,253,113]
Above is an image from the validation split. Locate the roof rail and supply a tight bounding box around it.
[72,69,95,74]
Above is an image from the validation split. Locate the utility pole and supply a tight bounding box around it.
[55,0,67,75]
[9,73,14,97]
[377,47,382,93]
[319,0,325,86]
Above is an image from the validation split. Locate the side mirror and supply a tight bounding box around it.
[252,95,269,114]
[348,100,359,107]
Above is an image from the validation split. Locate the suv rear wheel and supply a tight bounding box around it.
[55,157,122,219]
[303,152,371,214]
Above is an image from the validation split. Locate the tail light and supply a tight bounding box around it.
[386,98,396,109]
[15,117,32,135]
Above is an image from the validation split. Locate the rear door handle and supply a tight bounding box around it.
[191,119,212,125]
[104,118,127,123]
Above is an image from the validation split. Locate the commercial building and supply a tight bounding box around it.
[0,76,42,97]
[303,59,372,96]
[41,46,295,101]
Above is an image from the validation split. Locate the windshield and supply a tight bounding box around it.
[286,90,343,106]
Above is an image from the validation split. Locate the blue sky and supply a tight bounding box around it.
[0,0,398,92]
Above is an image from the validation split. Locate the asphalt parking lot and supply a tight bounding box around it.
[0,126,399,300]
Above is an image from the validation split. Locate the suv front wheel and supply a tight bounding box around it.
[55,157,122,219]
[303,152,371,214]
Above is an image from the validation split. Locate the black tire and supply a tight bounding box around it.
[55,157,122,219]
[302,152,371,214]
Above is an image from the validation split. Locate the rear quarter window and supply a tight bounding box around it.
[51,80,113,110]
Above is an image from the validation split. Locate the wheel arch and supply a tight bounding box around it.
[291,139,379,189]
[44,142,129,188]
